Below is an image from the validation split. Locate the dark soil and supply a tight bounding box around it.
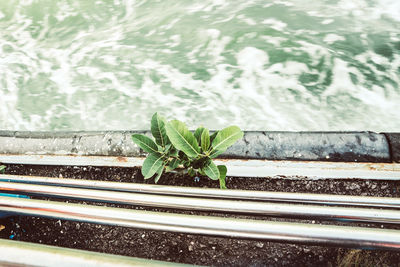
[1,164,400,266]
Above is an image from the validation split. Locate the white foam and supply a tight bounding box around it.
[323,34,345,44]
[1,0,400,132]
[261,19,287,32]
[321,19,334,25]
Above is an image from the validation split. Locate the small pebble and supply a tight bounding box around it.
[255,242,264,248]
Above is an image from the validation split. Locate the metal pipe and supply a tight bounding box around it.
[1,196,400,250]
[1,154,400,179]
[1,181,400,224]
[0,239,187,267]
[1,174,400,209]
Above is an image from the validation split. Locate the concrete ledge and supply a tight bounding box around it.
[228,132,390,162]
[384,133,400,163]
[0,131,393,162]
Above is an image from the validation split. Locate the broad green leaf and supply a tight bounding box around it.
[151,113,170,147]
[154,163,165,183]
[201,129,210,152]
[132,134,158,154]
[211,126,243,152]
[217,165,227,179]
[210,131,219,143]
[202,161,220,180]
[209,149,224,159]
[0,165,5,173]
[217,165,227,189]
[165,120,200,158]
[164,144,172,152]
[142,153,165,179]
[194,126,205,145]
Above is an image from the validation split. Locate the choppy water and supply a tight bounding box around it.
[1,0,400,131]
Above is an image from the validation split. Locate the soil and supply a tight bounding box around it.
[1,164,400,266]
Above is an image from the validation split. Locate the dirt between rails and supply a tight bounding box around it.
[1,164,400,266]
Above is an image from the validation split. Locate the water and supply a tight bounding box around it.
[1,0,399,131]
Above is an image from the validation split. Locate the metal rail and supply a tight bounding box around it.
[0,239,188,267]
[1,154,400,179]
[1,196,400,250]
[1,181,400,224]
[1,174,400,209]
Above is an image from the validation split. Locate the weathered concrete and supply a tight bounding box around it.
[0,131,145,157]
[0,131,392,162]
[224,132,390,162]
[384,133,400,163]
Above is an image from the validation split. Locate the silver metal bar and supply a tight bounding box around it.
[1,154,400,179]
[1,196,400,250]
[0,239,188,267]
[1,181,400,224]
[1,174,400,209]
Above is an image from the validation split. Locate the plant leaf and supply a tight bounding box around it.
[154,163,165,183]
[132,134,158,154]
[201,128,210,152]
[162,144,172,153]
[211,126,243,152]
[165,120,200,158]
[0,165,5,173]
[194,126,205,145]
[210,131,219,143]
[202,161,220,180]
[217,165,227,189]
[151,113,170,148]
[142,153,164,179]
[209,149,224,159]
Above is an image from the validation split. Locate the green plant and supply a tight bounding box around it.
[131,113,243,189]
[0,165,5,173]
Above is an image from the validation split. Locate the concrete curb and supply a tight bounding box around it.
[0,131,395,162]
[385,133,400,163]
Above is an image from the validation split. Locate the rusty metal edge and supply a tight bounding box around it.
[1,154,400,179]
[0,131,394,162]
